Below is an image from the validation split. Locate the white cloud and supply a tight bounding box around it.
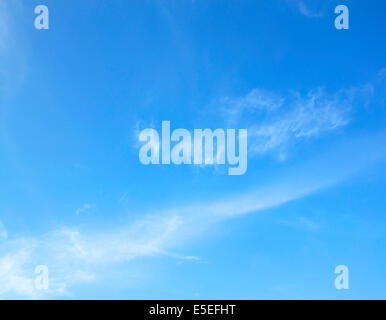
[0,213,198,298]
[0,238,69,298]
[0,246,36,297]
[221,86,373,157]
[2,130,386,298]
[221,88,284,117]
[249,89,350,154]
[0,177,319,298]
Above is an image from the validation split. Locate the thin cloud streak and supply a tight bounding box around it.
[1,130,385,298]
[221,85,373,158]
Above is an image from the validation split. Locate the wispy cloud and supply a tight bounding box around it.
[1,130,386,298]
[0,243,38,298]
[249,88,351,155]
[221,88,284,117]
[1,174,320,298]
[221,85,373,158]
[0,214,199,298]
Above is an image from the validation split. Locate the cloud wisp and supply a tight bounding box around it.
[220,85,373,159]
[0,186,318,298]
[1,129,386,298]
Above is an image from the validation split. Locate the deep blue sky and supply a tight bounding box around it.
[0,0,385,299]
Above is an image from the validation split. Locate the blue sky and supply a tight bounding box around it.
[0,0,385,299]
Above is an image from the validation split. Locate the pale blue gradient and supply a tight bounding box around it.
[0,0,385,299]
